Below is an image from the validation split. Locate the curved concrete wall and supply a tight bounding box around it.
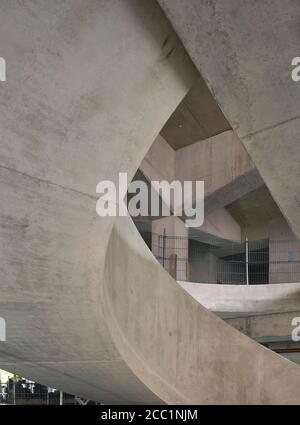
[0,0,196,403]
[104,215,300,403]
[0,0,300,404]
[180,282,300,315]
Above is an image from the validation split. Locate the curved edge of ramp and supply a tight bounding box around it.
[179,282,300,315]
[103,215,300,404]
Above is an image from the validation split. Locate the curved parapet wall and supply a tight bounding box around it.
[104,215,300,404]
[0,0,300,404]
[179,282,300,315]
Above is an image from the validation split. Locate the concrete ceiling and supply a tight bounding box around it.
[160,76,231,150]
[227,186,283,227]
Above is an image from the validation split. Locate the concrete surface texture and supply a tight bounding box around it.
[158,0,300,239]
[140,130,262,241]
[1,0,300,404]
[140,132,295,247]
[225,312,300,343]
[160,76,231,149]
[142,129,263,216]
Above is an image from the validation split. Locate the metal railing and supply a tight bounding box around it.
[0,380,99,405]
[141,232,300,285]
